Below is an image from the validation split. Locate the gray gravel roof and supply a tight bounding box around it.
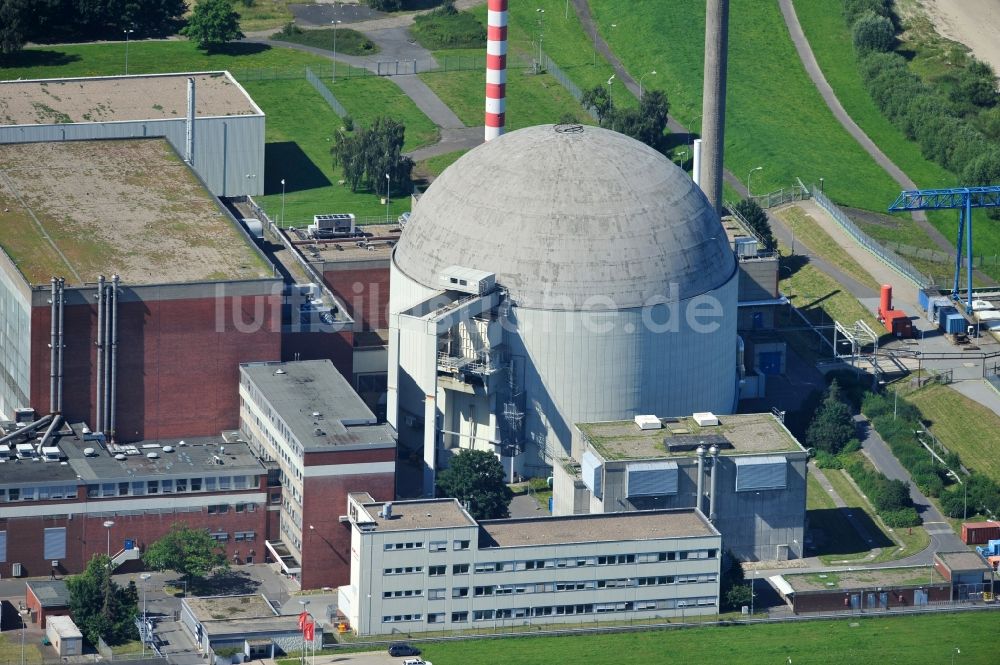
[394,124,736,310]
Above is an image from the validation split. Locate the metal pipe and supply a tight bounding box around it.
[37,415,63,452]
[696,445,706,514]
[95,275,105,434]
[186,77,195,164]
[109,275,120,442]
[56,278,65,413]
[708,445,719,522]
[102,283,112,434]
[0,415,52,446]
[49,277,57,413]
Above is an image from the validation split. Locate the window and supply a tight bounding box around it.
[454,539,470,550]
[102,483,116,498]
[44,527,66,559]
[131,481,145,496]
[0,531,5,562]
[190,478,202,491]
[427,613,445,624]
[452,563,469,575]
[210,532,229,542]
[176,478,188,492]
[207,504,229,515]
[205,477,217,492]
[219,476,231,491]
[474,586,495,597]
[473,610,495,621]
[451,587,469,598]
[147,481,159,495]
[161,480,173,494]
[234,476,248,490]
[429,566,446,576]
[428,588,446,600]
[7,488,18,501]
[475,562,496,573]
[429,541,447,552]
[118,482,129,496]
[450,612,468,623]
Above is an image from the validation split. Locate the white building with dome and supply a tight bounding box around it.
[387,125,741,494]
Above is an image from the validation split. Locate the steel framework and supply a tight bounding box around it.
[888,186,1000,313]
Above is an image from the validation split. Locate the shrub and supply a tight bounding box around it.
[806,381,857,455]
[814,451,844,469]
[844,0,892,25]
[881,507,921,528]
[852,11,895,53]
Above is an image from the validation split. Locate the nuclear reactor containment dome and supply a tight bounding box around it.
[388,124,740,489]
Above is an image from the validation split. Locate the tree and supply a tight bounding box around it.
[366,0,402,11]
[731,198,776,252]
[580,84,614,124]
[852,11,895,54]
[435,449,513,520]
[0,0,28,54]
[955,60,999,109]
[143,522,228,586]
[181,0,243,50]
[331,116,414,196]
[805,380,857,455]
[66,555,138,645]
[843,0,892,25]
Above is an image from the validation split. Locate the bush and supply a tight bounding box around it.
[731,198,775,251]
[806,381,857,455]
[880,507,921,528]
[814,451,844,469]
[342,115,354,132]
[844,0,892,25]
[411,5,486,49]
[275,22,302,38]
[852,11,895,53]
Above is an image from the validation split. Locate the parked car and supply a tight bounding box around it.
[389,643,421,657]
[401,659,431,665]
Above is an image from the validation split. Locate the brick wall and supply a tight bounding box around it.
[322,265,390,330]
[791,584,952,613]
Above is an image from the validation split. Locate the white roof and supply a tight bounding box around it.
[46,615,82,638]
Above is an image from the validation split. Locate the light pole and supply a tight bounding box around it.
[124,29,134,75]
[140,573,151,656]
[638,70,656,100]
[331,20,342,82]
[952,647,960,665]
[536,9,545,65]
[750,567,756,617]
[20,607,27,665]
[280,178,287,226]
[103,520,115,557]
[747,166,763,198]
[385,173,391,224]
[298,600,311,665]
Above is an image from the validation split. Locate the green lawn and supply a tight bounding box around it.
[410,8,486,50]
[779,248,880,331]
[906,383,1000,484]
[270,27,379,56]
[419,49,592,128]
[776,205,880,291]
[226,0,296,32]
[806,467,879,563]
[325,77,440,151]
[0,634,43,665]
[414,613,999,665]
[416,149,469,178]
[585,0,900,212]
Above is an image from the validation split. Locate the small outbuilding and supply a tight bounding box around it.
[933,551,994,601]
[45,615,83,656]
[25,580,71,628]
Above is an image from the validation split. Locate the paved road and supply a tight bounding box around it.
[406,127,482,161]
[777,0,951,254]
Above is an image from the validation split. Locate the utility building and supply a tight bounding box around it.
[388,125,740,494]
[555,412,808,561]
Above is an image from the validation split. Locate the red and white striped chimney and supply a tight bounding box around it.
[484,0,508,141]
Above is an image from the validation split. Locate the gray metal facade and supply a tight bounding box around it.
[0,253,32,418]
[0,115,264,197]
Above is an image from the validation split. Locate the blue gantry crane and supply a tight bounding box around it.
[888,186,1000,314]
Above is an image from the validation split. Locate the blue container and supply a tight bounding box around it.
[945,312,967,335]
[937,305,957,329]
[918,289,930,311]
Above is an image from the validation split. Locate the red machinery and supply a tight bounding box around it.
[878,284,913,337]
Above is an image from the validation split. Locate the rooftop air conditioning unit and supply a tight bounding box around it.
[439,266,496,296]
[11,563,23,577]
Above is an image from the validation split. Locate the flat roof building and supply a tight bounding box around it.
[239,360,396,589]
[555,412,808,562]
[0,72,264,197]
[24,580,70,628]
[180,594,304,659]
[341,496,721,635]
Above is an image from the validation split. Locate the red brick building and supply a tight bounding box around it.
[25,580,71,628]
[239,360,396,589]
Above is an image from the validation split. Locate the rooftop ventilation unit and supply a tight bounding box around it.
[634,415,662,430]
[162,446,174,453]
[146,452,159,459]
[115,453,126,461]
[309,213,357,239]
[83,448,97,457]
[692,412,720,427]
[439,266,496,296]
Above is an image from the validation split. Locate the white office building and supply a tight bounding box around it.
[339,494,722,635]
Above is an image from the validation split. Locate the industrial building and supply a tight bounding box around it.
[0,138,282,440]
[388,124,740,494]
[340,494,721,635]
[0,418,269,580]
[239,360,397,589]
[554,412,808,561]
[0,72,264,197]
[180,594,304,660]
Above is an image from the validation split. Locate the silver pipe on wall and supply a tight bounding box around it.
[49,277,57,413]
[0,414,52,446]
[102,282,112,435]
[95,275,105,434]
[708,444,719,523]
[696,445,706,514]
[56,277,65,413]
[37,414,63,452]
[109,274,120,442]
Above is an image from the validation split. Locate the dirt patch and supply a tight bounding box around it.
[920,0,1000,74]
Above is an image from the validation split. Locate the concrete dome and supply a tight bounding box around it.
[394,124,736,310]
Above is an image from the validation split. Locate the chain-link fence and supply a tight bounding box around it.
[881,240,1000,268]
[305,66,348,117]
[540,51,599,121]
[751,185,810,210]
[810,186,930,288]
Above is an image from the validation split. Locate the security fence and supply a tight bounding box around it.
[305,66,348,117]
[882,240,1000,269]
[540,51,599,121]
[751,184,810,209]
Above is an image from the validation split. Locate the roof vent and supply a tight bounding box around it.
[163,445,174,453]
[83,447,97,457]
[312,412,321,418]
[146,452,159,459]
[115,453,126,461]
[634,415,662,431]
[692,412,720,427]
[178,440,187,446]
[275,369,286,375]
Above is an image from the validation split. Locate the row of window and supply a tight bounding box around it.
[210,531,256,542]
[207,503,257,514]
[0,485,78,502]
[383,597,717,625]
[385,566,423,575]
[412,551,717,577]
[384,574,719,602]
[85,475,257,499]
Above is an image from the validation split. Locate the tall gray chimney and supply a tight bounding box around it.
[699,0,730,214]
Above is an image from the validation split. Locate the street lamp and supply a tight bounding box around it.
[952,647,961,665]
[124,29,134,75]
[280,178,287,226]
[536,8,545,65]
[331,20,342,82]
[385,173,391,224]
[139,573,151,656]
[20,607,28,665]
[298,600,313,665]
[747,166,763,198]
[103,520,115,557]
[638,70,656,101]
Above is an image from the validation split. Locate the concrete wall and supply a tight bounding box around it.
[737,259,778,301]
[27,281,283,441]
[0,115,265,197]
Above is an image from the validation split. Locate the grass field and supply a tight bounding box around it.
[779,247,881,331]
[806,467,876,563]
[270,27,379,56]
[221,0,295,32]
[419,49,592,128]
[906,383,1000,484]
[585,0,900,212]
[411,7,486,50]
[416,149,468,179]
[0,633,43,665]
[325,77,439,151]
[411,612,998,664]
[775,205,880,291]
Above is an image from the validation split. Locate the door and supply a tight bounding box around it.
[759,351,782,375]
[879,592,888,609]
[914,589,928,606]
[850,594,861,610]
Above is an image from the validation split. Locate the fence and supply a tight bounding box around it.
[810,186,930,288]
[882,240,1000,268]
[539,51,599,121]
[751,184,810,210]
[305,66,347,117]
[234,53,531,84]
